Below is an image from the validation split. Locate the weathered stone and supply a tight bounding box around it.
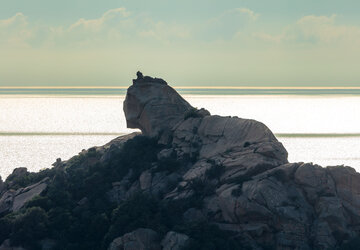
[327,166,360,211]
[312,220,337,249]
[12,178,49,212]
[0,177,49,215]
[275,222,310,250]
[108,228,160,250]
[119,74,360,248]
[254,162,301,182]
[161,231,190,250]
[124,74,192,137]
[294,163,336,204]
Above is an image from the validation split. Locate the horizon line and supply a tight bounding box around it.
[1,86,360,90]
[0,132,359,137]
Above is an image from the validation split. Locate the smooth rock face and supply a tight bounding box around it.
[0,177,49,214]
[124,74,193,137]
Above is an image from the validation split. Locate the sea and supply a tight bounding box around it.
[0,87,359,179]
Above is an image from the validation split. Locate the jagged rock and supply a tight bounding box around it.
[120,74,360,248]
[0,177,49,214]
[161,231,190,250]
[2,73,360,249]
[108,228,160,250]
[124,73,288,202]
[171,114,288,183]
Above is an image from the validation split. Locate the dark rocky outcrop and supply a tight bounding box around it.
[0,176,49,215]
[0,72,359,249]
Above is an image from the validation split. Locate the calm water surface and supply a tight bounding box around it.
[0,92,359,178]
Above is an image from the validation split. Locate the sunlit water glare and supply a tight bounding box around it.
[0,95,359,178]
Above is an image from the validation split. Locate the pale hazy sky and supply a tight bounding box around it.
[1,0,360,86]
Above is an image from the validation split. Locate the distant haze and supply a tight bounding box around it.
[1,0,360,87]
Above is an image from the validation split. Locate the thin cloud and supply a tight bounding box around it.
[0,12,26,26]
[236,8,259,21]
[69,8,130,32]
[138,21,190,43]
[0,12,33,47]
[254,14,360,46]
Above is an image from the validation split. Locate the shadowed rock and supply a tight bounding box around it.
[124,72,288,181]
[121,73,360,249]
[0,176,49,215]
[2,72,360,249]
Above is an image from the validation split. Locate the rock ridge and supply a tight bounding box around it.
[0,72,359,249]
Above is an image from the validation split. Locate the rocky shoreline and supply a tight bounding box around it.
[0,73,359,249]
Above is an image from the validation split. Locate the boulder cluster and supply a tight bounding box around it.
[119,73,360,249]
[0,72,359,249]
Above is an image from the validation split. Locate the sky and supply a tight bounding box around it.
[1,0,360,87]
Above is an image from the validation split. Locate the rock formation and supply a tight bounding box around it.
[0,175,49,215]
[120,73,360,249]
[0,72,359,249]
[124,72,193,137]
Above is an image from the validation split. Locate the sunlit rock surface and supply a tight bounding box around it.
[1,72,360,249]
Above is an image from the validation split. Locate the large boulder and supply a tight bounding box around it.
[124,73,193,137]
[124,72,288,184]
[120,73,360,249]
[0,177,49,215]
